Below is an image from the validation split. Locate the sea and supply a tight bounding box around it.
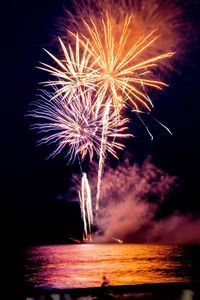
[22,244,200,289]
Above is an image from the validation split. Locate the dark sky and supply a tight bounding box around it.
[1,0,200,246]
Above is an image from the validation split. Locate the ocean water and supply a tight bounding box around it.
[23,244,200,289]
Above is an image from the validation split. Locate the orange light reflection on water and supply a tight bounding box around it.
[25,244,190,288]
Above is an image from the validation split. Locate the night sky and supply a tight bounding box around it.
[1,0,200,246]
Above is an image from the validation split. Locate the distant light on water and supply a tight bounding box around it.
[24,244,199,289]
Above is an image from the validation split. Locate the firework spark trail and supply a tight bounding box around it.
[28,87,131,163]
[95,100,111,212]
[79,172,93,241]
[78,190,87,239]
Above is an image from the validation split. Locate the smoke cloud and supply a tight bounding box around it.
[143,213,200,244]
[71,157,200,244]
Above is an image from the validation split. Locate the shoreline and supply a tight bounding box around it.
[14,282,200,300]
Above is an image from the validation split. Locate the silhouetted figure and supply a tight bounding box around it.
[101,274,110,287]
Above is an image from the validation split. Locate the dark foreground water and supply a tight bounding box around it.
[23,244,200,289]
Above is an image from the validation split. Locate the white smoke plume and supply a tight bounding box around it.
[70,157,200,244]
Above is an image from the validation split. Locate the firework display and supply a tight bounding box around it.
[30,0,186,241]
[29,88,130,163]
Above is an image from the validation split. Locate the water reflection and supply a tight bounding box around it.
[24,244,199,288]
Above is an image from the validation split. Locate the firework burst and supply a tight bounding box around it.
[28,87,131,163]
[40,21,174,113]
[70,14,174,112]
[57,0,187,113]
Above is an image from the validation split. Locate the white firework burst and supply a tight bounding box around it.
[28,87,131,163]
